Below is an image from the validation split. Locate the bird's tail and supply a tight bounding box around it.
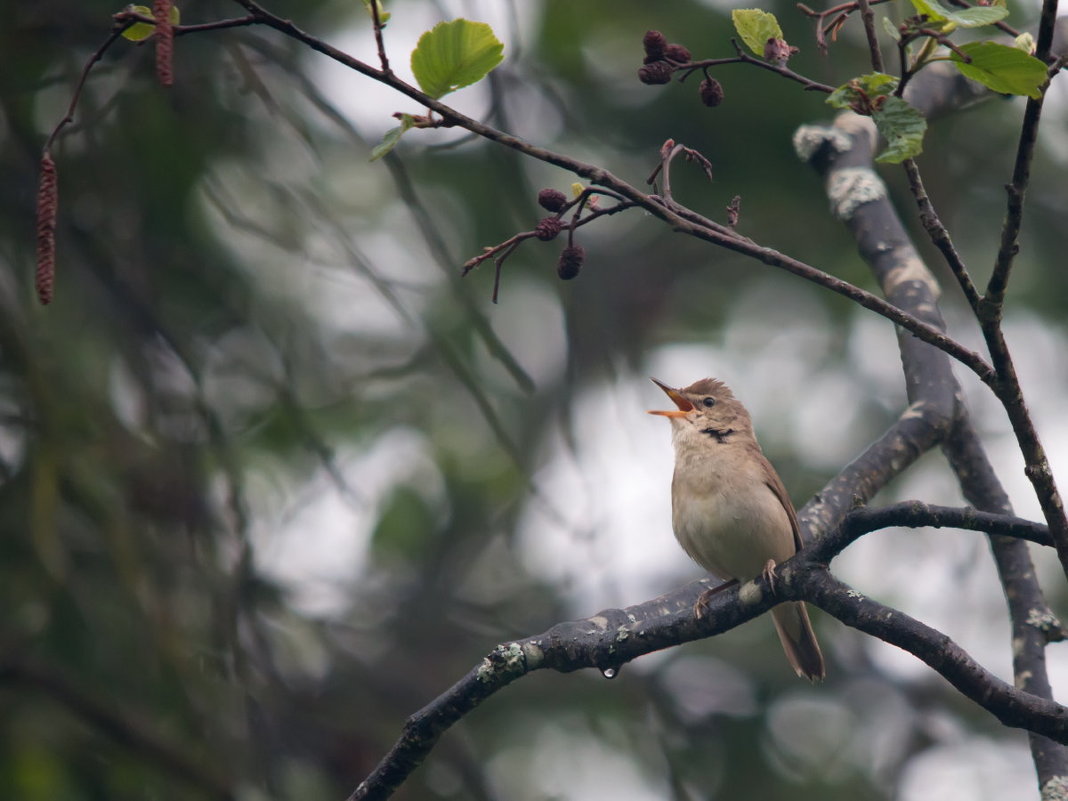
[771,602,825,681]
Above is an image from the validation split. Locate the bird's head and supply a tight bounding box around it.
[647,377,753,441]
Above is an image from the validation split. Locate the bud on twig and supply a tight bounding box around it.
[557,245,585,280]
[699,77,725,107]
[537,188,568,212]
[643,30,667,60]
[764,37,799,66]
[35,152,58,305]
[726,195,741,228]
[535,217,564,241]
[663,43,692,63]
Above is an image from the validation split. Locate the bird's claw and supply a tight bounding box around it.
[693,578,738,619]
[761,559,778,593]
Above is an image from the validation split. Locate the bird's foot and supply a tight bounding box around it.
[761,559,778,593]
[694,578,739,619]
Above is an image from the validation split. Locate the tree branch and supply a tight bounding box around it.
[943,415,1068,782]
[207,0,997,387]
[825,501,1051,554]
[347,553,1068,801]
[800,568,1068,743]
[797,100,1068,785]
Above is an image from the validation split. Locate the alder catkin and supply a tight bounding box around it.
[557,245,585,280]
[154,0,174,87]
[537,188,568,212]
[35,152,58,305]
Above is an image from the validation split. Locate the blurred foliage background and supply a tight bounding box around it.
[2,0,1067,799]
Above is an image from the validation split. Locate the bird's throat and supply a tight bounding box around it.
[701,427,734,443]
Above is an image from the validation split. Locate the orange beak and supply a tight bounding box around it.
[647,378,693,418]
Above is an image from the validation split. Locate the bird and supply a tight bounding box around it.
[648,376,825,681]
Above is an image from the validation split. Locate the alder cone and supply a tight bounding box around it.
[699,77,725,107]
[557,245,585,280]
[638,61,673,85]
[642,30,667,59]
[537,188,567,212]
[663,43,692,63]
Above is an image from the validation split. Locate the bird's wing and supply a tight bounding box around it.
[759,452,805,554]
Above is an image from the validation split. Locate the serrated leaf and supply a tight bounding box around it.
[826,72,899,110]
[909,0,1007,26]
[951,41,1047,98]
[410,19,503,99]
[369,114,414,161]
[872,96,927,163]
[906,0,948,23]
[881,16,901,41]
[731,9,783,56]
[944,4,1009,27]
[122,4,180,42]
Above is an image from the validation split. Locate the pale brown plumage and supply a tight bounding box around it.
[649,377,825,681]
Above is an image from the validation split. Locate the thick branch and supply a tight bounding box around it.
[817,501,1051,557]
[798,104,1068,784]
[943,414,1068,783]
[348,553,1068,800]
[801,569,1068,742]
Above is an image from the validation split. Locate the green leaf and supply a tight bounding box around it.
[1013,32,1035,53]
[826,73,899,110]
[951,41,1047,98]
[369,114,415,161]
[122,4,180,42]
[731,9,783,56]
[908,0,1008,27]
[944,4,1008,26]
[872,96,927,163]
[906,0,948,24]
[881,16,901,42]
[410,19,504,99]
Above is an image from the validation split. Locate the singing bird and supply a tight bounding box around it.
[649,377,825,681]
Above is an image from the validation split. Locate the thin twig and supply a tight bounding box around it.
[854,0,884,71]
[44,19,136,151]
[462,194,634,277]
[217,1,995,384]
[944,0,1022,37]
[683,42,836,93]
[797,0,896,52]
[986,95,1048,305]
[368,0,391,74]
[175,16,258,34]
[900,159,981,310]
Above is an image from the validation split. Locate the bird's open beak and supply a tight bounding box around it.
[647,378,693,418]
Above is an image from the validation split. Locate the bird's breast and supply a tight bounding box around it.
[670,445,795,581]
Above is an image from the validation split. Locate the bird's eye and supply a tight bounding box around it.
[702,397,716,408]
